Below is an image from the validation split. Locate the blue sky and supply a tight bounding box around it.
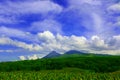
[0,0,120,61]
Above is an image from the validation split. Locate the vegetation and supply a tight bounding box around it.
[0,54,120,80]
[0,68,120,80]
[0,54,120,72]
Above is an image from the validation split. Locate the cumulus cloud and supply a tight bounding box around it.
[90,36,108,50]
[36,31,120,55]
[2,31,120,55]
[38,32,69,51]
[28,54,38,60]
[0,30,120,55]
[19,54,39,60]
[19,56,26,60]
[37,31,56,43]
[110,35,120,49]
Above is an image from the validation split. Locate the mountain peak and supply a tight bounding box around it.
[65,50,84,55]
[50,51,58,53]
[43,51,61,58]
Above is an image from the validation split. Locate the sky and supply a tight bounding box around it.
[0,0,120,61]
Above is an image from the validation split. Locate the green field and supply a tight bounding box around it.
[0,69,120,80]
[0,54,120,80]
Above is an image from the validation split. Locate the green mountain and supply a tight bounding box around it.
[0,54,120,73]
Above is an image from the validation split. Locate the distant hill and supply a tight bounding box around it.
[0,54,120,72]
[43,50,110,59]
[65,50,85,55]
[43,51,61,58]
[43,50,86,59]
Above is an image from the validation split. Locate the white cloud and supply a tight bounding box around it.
[114,21,120,27]
[91,36,108,48]
[16,31,120,61]
[113,35,120,40]
[19,54,39,60]
[1,0,63,14]
[92,13,103,34]
[19,53,46,60]
[19,56,26,60]
[36,31,120,55]
[111,17,120,27]
[1,31,120,56]
[28,54,38,60]
[38,31,120,55]
[66,0,111,37]
[0,26,39,43]
[0,50,14,53]
[0,0,63,23]
[37,31,55,43]
[0,26,29,37]
[69,0,101,6]
[107,3,120,14]
[0,36,42,51]
[31,19,62,34]
[66,0,120,38]
[112,35,120,48]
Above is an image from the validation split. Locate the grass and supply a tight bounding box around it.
[0,68,120,80]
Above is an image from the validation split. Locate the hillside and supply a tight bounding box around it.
[0,54,120,73]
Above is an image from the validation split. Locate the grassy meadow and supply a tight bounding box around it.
[0,69,120,80]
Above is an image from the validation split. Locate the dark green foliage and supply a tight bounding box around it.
[0,55,120,73]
